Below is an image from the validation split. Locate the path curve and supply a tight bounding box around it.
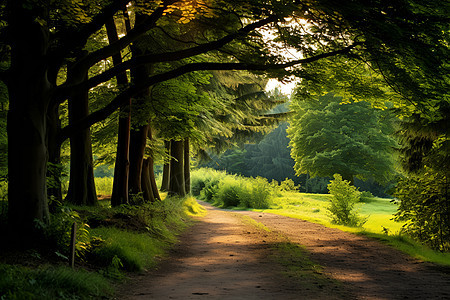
[116,201,450,299]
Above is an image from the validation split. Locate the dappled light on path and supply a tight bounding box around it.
[116,202,346,299]
[117,201,450,299]
[237,210,450,299]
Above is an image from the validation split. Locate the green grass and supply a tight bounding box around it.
[265,192,402,234]
[0,195,205,298]
[0,263,112,299]
[90,227,169,272]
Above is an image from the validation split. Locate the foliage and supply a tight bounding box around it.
[36,207,93,260]
[0,195,205,298]
[288,93,398,184]
[327,174,366,227]
[94,176,114,197]
[394,170,450,252]
[393,111,450,252]
[192,168,273,209]
[88,196,201,272]
[279,178,299,192]
[201,122,302,185]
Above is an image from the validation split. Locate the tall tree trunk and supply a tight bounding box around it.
[106,16,131,207]
[141,158,155,203]
[184,138,191,195]
[7,3,51,240]
[47,103,63,211]
[169,140,186,197]
[147,127,161,200]
[128,123,149,196]
[65,67,98,206]
[127,12,153,202]
[161,140,171,191]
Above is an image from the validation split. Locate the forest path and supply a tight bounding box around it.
[116,201,450,299]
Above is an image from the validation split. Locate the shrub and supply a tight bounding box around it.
[279,178,299,192]
[327,174,366,227]
[246,177,272,209]
[394,170,450,251]
[191,169,274,209]
[215,176,241,207]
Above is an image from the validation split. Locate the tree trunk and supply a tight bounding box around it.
[184,138,191,195]
[161,140,171,191]
[7,4,51,240]
[127,12,152,201]
[65,68,98,206]
[47,103,63,211]
[148,155,161,201]
[169,140,186,197]
[128,123,149,197]
[106,17,131,207]
[141,158,155,203]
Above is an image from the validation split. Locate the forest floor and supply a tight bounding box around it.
[115,201,450,299]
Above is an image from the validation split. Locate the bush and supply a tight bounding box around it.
[215,177,241,207]
[245,177,272,209]
[191,169,273,209]
[279,178,299,192]
[327,174,366,227]
[394,170,450,251]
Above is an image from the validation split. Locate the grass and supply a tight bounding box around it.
[0,263,113,299]
[0,195,205,299]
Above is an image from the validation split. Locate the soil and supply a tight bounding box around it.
[116,201,450,299]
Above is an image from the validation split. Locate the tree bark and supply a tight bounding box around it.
[161,140,171,191]
[106,16,131,207]
[65,67,98,206]
[47,103,63,211]
[141,158,155,203]
[7,3,51,239]
[169,140,186,197]
[147,126,161,200]
[184,138,191,195]
[128,123,149,197]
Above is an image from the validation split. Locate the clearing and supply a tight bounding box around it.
[116,201,450,299]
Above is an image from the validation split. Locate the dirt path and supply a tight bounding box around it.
[116,201,450,299]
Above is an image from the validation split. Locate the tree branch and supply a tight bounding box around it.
[57,15,278,101]
[73,0,178,73]
[59,42,360,141]
[54,0,132,58]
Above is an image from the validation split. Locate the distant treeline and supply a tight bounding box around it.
[200,122,394,197]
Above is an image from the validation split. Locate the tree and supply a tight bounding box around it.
[393,106,450,251]
[1,0,447,242]
[288,93,397,185]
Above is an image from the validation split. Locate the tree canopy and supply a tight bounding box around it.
[288,93,398,184]
[0,0,448,241]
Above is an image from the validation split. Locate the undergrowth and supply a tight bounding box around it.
[0,196,204,299]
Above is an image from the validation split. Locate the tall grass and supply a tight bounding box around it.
[191,169,273,209]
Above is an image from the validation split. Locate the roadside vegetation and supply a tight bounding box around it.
[191,168,450,267]
[0,195,205,299]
